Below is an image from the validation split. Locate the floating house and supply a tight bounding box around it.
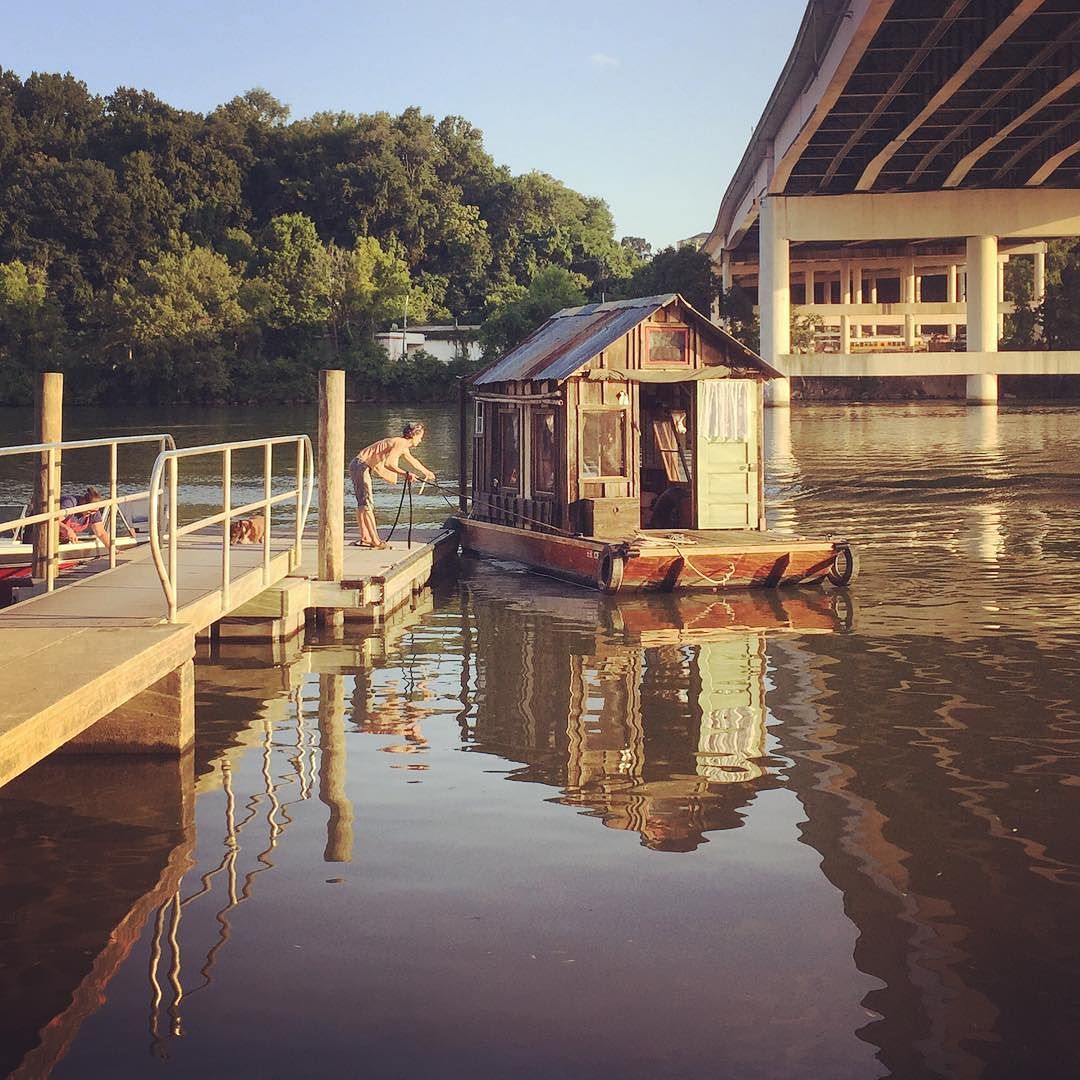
[457,294,857,593]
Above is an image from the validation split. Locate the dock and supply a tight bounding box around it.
[0,368,457,789]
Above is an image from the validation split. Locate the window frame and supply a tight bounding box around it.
[645,325,690,367]
[531,408,558,495]
[578,405,631,482]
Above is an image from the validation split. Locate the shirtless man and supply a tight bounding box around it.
[349,422,435,548]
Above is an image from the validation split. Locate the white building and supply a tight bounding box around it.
[375,324,482,365]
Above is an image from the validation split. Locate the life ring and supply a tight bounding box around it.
[597,549,625,594]
[826,544,859,588]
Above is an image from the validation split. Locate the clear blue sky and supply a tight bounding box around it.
[6,0,807,250]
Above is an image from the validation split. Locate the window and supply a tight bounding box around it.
[646,326,689,365]
[580,409,627,479]
[474,400,485,435]
[493,408,520,490]
[532,410,557,493]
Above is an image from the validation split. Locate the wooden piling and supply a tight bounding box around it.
[318,673,354,863]
[32,372,63,584]
[317,369,345,628]
[458,377,469,514]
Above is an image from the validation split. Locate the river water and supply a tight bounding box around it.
[2,403,1079,1079]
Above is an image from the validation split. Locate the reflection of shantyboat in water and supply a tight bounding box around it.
[461,566,851,851]
[455,294,858,593]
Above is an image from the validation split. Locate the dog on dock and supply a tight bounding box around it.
[229,515,266,544]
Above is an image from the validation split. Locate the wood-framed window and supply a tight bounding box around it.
[474,399,485,435]
[531,409,557,494]
[492,407,521,491]
[646,325,689,366]
[579,407,629,480]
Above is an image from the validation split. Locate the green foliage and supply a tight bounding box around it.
[615,245,717,315]
[721,284,760,354]
[1041,239,1080,349]
[479,266,587,359]
[0,70,642,404]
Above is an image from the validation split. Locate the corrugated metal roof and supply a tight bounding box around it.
[472,293,778,385]
[474,295,673,385]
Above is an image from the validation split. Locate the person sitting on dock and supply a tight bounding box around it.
[349,422,435,548]
[59,487,116,550]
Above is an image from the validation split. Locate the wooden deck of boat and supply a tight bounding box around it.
[627,528,840,552]
[0,526,453,788]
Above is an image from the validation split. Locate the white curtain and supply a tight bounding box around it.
[700,379,751,441]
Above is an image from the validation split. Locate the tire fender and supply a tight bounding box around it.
[597,549,625,594]
[826,544,859,588]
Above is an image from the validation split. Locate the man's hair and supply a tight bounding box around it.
[402,422,424,438]
[85,486,102,502]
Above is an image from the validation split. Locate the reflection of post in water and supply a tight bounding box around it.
[143,678,319,1059]
[318,673,354,863]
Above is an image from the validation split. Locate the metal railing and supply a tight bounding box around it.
[148,436,315,622]
[0,434,176,592]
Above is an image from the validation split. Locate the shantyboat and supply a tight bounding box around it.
[454,293,858,594]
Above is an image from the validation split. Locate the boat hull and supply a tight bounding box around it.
[454,518,855,593]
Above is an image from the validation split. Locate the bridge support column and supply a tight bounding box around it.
[759,197,791,408]
[966,235,999,404]
[62,660,195,755]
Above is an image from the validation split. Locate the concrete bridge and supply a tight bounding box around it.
[704,0,1080,404]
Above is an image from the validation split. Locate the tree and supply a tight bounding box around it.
[620,236,652,262]
[480,266,587,358]
[253,212,331,330]
[617,245,718,315]
[1041,239,1080,349]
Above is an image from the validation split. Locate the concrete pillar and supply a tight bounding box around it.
[869,275,878,303]
[904,313,916,348]
[1034,248,1046,303]
[721,250,732,294]
[759,198,791,408]
[839,314,851,354]
[915,273,922,303]
[947,263,957,303]
[905,260,916,304]
[63,661,195,754]
[966,235,999,404]
[805,267,815,308]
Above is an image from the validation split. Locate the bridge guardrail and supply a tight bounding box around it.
[0,434,177,591]
[148,435,315,622]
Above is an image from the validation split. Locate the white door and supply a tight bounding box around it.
[695,381,759,529]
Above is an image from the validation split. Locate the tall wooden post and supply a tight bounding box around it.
[32,372,63,583]
[457,377,469,514]
[317,369,345,628]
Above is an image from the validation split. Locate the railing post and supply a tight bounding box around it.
[108,441,118,569]
[293,439,304,568]
[263,442,272,584]
[317,369,345,629]
[222,447,232,611]
[32,372,63,584]
[167,457,178,623]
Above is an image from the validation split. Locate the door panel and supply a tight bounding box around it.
[695,383,758,529]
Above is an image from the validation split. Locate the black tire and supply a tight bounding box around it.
[826,545,859,588]
[597,550,625,594]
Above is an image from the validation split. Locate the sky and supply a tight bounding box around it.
[6,0,808,251]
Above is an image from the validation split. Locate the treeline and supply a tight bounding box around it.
[1,73,711,405]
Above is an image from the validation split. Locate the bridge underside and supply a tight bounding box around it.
[707,0,1080,404]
